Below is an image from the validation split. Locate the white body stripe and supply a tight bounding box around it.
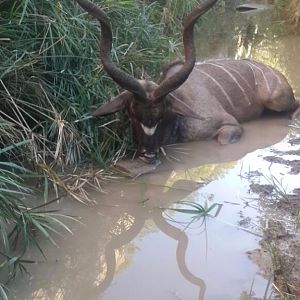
[215,62,253,91]
[195,67,235,109]
[206,62,251,105]
[244,61,271,94]
[266,65,282,85]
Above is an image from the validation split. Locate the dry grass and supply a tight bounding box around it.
[274,0,300,32]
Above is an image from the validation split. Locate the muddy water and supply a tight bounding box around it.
[9,2,300,300]
[9,116,294,300]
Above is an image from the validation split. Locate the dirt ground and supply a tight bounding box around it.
[247,134,300,299]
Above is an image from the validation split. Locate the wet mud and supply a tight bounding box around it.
[263,135,300,175]
[247,136,300,298]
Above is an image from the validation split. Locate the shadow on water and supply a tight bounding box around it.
[8,2,300,300]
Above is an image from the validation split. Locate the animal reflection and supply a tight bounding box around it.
[97,179,218,300]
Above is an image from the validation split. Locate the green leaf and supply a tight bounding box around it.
[0,140,32,155]
[0,285,8,300]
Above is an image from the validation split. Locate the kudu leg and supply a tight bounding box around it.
[216,124,243,144]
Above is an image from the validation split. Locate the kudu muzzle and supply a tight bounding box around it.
[139,135,159,164]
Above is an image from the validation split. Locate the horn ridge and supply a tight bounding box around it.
[75,0,146,99]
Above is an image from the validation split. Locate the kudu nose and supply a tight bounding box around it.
[139,149,159,164]
[138,133,160,164]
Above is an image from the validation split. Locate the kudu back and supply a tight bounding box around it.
[75,0,299,164]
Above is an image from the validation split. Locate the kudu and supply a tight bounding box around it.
[75,0,299,164]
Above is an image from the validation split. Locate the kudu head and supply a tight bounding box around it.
[76,0,218,163]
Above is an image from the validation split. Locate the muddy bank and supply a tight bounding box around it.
[247,132,300,299]
[248,196,300,298]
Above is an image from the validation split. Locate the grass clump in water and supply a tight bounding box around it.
[163,200,223,230]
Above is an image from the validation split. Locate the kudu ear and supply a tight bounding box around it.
[167,93,204,120]
[92,91,132,117]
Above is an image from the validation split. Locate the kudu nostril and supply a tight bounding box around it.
[139,152,159,164]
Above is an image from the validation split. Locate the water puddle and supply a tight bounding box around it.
[8,2,300,300]
[8,116,299,300]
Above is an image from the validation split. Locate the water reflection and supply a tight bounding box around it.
[99,199,208,299]
[98,176,259,300]
[8,113,293,300]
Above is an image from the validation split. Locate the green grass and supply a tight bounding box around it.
[263,174,290,202]
[165,200,222,217]
[0,0,223,168]
[0,0,186,170]
[0,141,77,297]
[163,200,223,231]
[267,243,296,299]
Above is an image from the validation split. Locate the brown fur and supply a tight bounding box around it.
[163,59,297,144]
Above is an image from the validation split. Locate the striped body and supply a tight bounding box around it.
[165,59,297,143]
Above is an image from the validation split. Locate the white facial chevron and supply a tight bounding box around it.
[140,123,158,136]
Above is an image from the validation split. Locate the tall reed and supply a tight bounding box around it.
[0,0,184,169]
